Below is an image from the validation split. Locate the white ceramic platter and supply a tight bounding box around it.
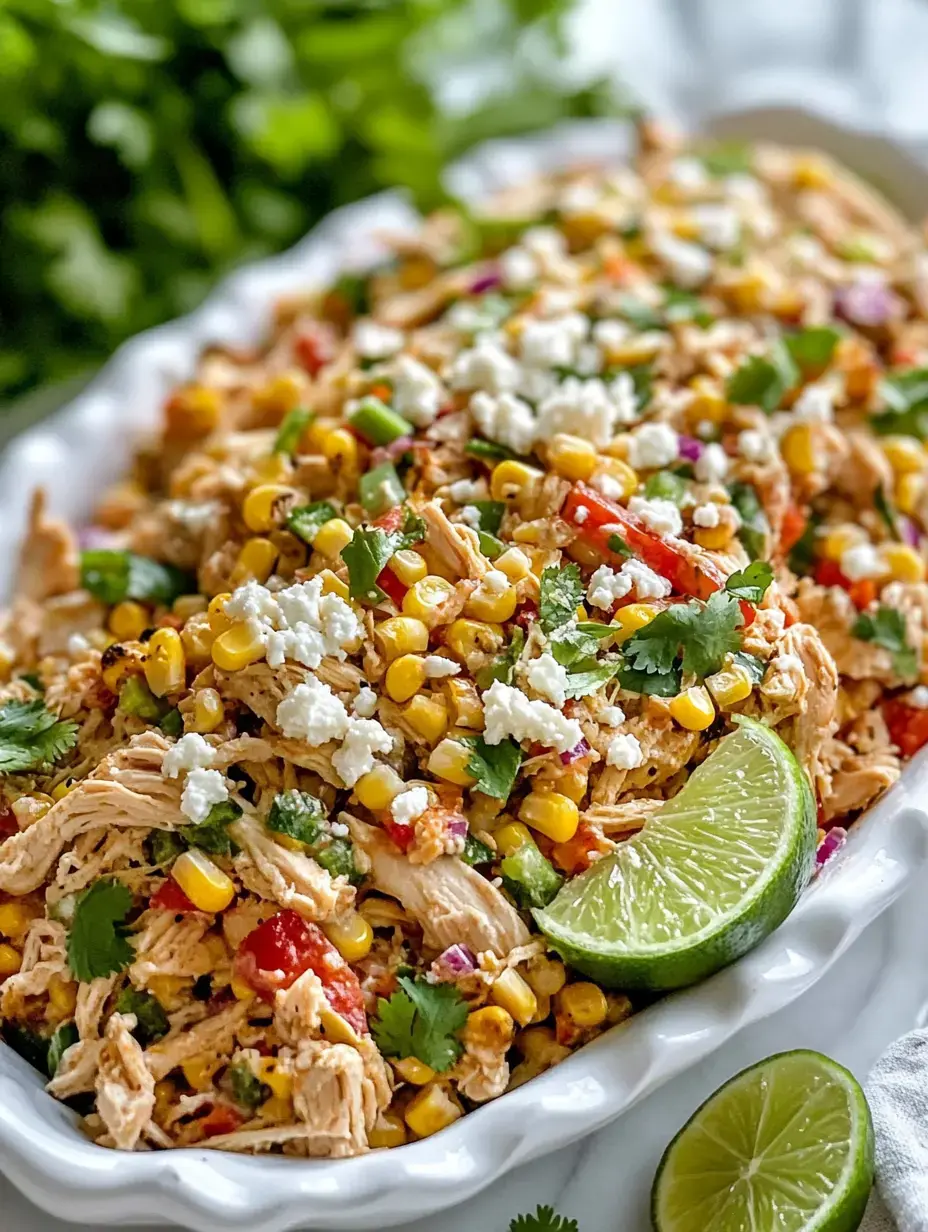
[1,108,927,1231]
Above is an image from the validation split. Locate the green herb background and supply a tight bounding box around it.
[1,0,615,404]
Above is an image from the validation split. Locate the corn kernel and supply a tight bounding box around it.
[611,603,659,644]
[250,452,292,486]
[101,640,146,692]
[490,460,543,502]
[687,375,728,426]
[693,524,734,551]
[820,525,865,562]
[530,992,552,1024]
[375,616,429,661]
[404,695,449,744]
[318,569,350,600]
[108,601,149,642]
[147,974,188,1010]
[393,1057,436,1085]
[896,472,924,516]
[172,849,235,913]
[463,1005,515,1049]
[404,1084,463,1138]
[494,547,531,582]
[368,1113,408,1148]
[182,1055,220,1092]
[403,576,456,626]
[0,902,30,938]
[556,763,589,804]
[231,976,255,1002]
[669,685,716,732]
[207,593,233,634]
[354,764,404,811]
[48,974,78,1017]
[323,912,374,963]
[445,618,504,660]
[705,664,754,708]
[494,821,533,856]
[557,982,608,1028]
[390,549,428,587]
[882,436,925,476]
[606,992,633,1025]
[154,1079,175,1120]
[525,957,567,998]
[322,427,359,470]
[255,1058,294,1102]
[491,967,538,1027]
[312,518,353,561]
[143,628,186,697]
[164,386,221,438]
[593,458,639,500]
[792,153,832,189]
[518,1025,564,1064]
[547,434,598,482]
[173,594,208,622]
[464,581,518,623]
[211,621,266,672]
[443,678,484,730]
[230,537,278,586]
[427,738,476,786]
[0,942,23,978]
[242,484,295,533]
[882,543,927,583]
[519,792,580,844]
[781,424,817,476]
[189,687,224,733]
[385,654,427,703]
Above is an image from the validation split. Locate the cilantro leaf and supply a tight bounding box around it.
[115,987,169,1046]
[286,501,339,545]
[726,342,798,413]
[229,1060,268,1112]
[725,561,773,603]
[80,550,192,606]
[476,627,525,689]
[267,789,327,846]
[728,482,769,562]
[564,656,622,699]
[732,650,767,684]
[372,975,468,1073]
[149,829,185,866]
[623,592,743,682]
[463,736,522,800]
[683,591,744,678]
[66,879,134,982]
[181,800,242,856]
[0,699,78,774]
[784,326,841,370]
[663,286,714,327]
[550,622,614,668]
[852,606,917,679]
[47,1021,79,1077]
[618,661,682,697]
[273,407,313,457]
[340,511,425,602]
[539,564,584,634]
[509,1204,579,1232]
[872,368,928,439]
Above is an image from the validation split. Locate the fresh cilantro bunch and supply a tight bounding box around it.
[66,879,134,983]
[509,1205,579,1232]
[372,976,469,1073]
[852,606,917,678]
[0,700,78,774]
[621,591,744,695]
[341,509,426,602]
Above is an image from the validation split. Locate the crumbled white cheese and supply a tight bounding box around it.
[519,313,589,370]
[391,785,430,827]
[469,390,537,455]
[224,578,360,671]
[908,685,928,709]
[482,681,582,754]
[450,338,521,395]
[793,381,835,424]
[459,505,483,529]
[500,245,539,290]
[536,372,637,448]
[689,203,740,251]
[164,500,219,534]
[606,733,644,770]
[180,768,229,825]
[391,354,445,428]
[737,429,771,462]
[667,157,709,191]
[448,477,488,503]
[622,558,673,599]
[67,633,90,656]
[591,318,631,351]
[694,442,729,484]
[524,652,570,707]
[276,677,349,745]
[423,655,460,678]
[352,320,404,359]
[599,704,626,727]
[649,230,713,287]
[840,543,882,581]
[587,560,671,610]
[522,226,568,262]
[628,496,683,538]
[591,473,625,501]
[162,733,215,779]
[627,422,679,470]
[483,569,509,595]
[353,686,378,718]
[331,718,394,787]
[693,502,721,528]
[575,507,589,525]
[330,820,350,838]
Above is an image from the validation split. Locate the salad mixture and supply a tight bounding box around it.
[1,119,927,1157]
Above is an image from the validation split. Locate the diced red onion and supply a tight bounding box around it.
[677,435,704,462]
[469,267,502,295]
[816,826,847,867]
[834,282,902,328]
[78,526,119,550]
[446,817,469,840]
[370,436,414,466]
[560,737,591,766]
[435,943,477,975]
[901,516,921,548]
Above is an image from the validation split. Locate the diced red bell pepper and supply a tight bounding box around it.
[198,1104,246,1138]
[884,698,928,759]
[293,327,333,377]
[150,879,199,914]
[382,818,415,852]
[813,560,876,611]
[564,483,754,624]
[234,909,367,1035]
[551,822,613,876]
[376,566,408,608]
[373,506,405,533]
[780,504,808,555]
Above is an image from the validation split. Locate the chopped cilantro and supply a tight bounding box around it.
[46,1021,79,1077]
[80,549,192,607]
[725,561,773,604]
[148,829,185,866]
[0,699,78,775]
[476,627,525,689]
[341,511,425,602]
[784,325,841,370]
[159,708,184,738]
[463,736,522,800]
[563,657,622,699]
[539,564,584,634]
[726,342,798,413]
[617,662,682,697]
[732,650,767,684]
[470,500,505,535]
[267,789,327,847]
[372,975,468,1073]
[625,362,653,409]
[66,879,134,983]
[663,286,714,327]
[852,606,917,679]
[550,622,615,668]
[728,482,770,561]
[182,800,242,856]
[623,591,743,682]
[607,532,634,558]
[509,1205,579,1232]
[872,368,928,439]
[273,406,313,457]
[465,438,519,462]
[229,1060,268,1112]
[461,833,494,866]
[115,987,169,1046]
[286,500,339,545]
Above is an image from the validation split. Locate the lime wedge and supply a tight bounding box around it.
[652,1050,874,1232]
[533,717,815,989]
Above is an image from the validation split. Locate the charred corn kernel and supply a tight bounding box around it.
[108,601,148,642]
[101,641,146,692]
[48,974,78,1016]
[313,518,354,561]
[494,821,533,857]
[390,549,428,587]
[323,913,374,963]
[444,678,484,730]
[231,976,255,1001]
[693,524,734,551]
[172,849,235,914]
[882,543,927,583]
[393,1057,436,1085]
[445,618,504,660]
[821,525,865,562]
[230,537,278,585]
[595,458,639,500]
[518,1025,562,1063]
[144,628,185,697]
[403,575,456,625]
[318,569,350,600]
[556,763,589,804]
[368,1113,408,1149]
[882,436,926,476]
[463,1006,515,1048]
[727,267,772,315]
[525,957,567,998]
[427,738,476,787]
[354,764,404,811]
[0,943,21,977]
[519,792,579,844]
[375,616,429,661]
[611,603,659,643]
[322,428,359,469]
[404,695,449,744]
[0,902,30,938]
[491,967,538,1027]
[558,982,608,1028]
[182,1055,220,1092]
[897,472,924,516]
[706,664,754,707]
[210,621,266,672]
[669,685,716,731]
[207,593,233,634]
[242,484,294,533]
[490,460,543,502]
[385,654,427,703]
[191,687,224,733]
[147,974,188,1010]
[548,434,598,481]
[781,424,817,476]
[530,992,552,1024]
[256,1058,294,1102]
[405,1084,463,1138]
[494,546,531,582]
[165,385,221,438]
[687,376,728,426]
[606,992,633,1025]
[464,583,518,623]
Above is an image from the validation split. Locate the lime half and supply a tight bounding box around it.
[652,1050,874,1232]
[533,717,815,989]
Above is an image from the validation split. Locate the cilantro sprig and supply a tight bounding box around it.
[539,563,584,633]
[725,561,773,604]
[852,606,917,679]
[463,736,522,800]
[341,509,425,602]
[80,549,192,607]
[0,700,78,774]
[621,591,743,690]
[726,341,798,414]
[509,1205,579,1232]
[372,975,468,1073]
[66,879,134,983]
[872,368,928,439]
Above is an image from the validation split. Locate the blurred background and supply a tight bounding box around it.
[3,0,928,429]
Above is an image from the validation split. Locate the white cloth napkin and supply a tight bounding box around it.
[863,1030,928,1231]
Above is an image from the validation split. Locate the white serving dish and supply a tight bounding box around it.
[1,107,928,1232]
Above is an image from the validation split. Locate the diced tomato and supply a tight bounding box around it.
[376,566,408,607]
[293,327,333,377]
[382,819,415,852]
[780,504,808,555]
[373,506,405,533]
[234,909,367,1035]
[150,880,199,914]
[847,579,878,610]
[564,483,754,625]
[814,560,875,611]
[551,822,613,876]
[0,806,17,842]
[198,1104,246,1138]
[884,698,928,759]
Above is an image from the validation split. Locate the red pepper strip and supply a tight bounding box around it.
[373,506,404,533]
[884,698,928,759]
[150,880,199,914]
[564,483,754,625]
[376,566,408,608]
[198,1105,246,1138]
[813,560,876,611]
